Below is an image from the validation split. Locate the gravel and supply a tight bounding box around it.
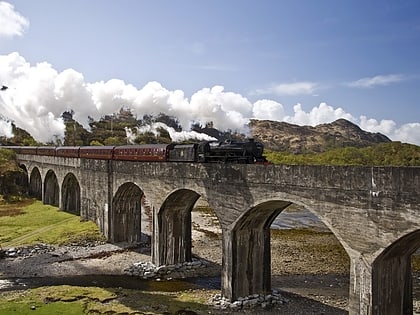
[2,209,417,314]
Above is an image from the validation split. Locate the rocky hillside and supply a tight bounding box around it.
[249,118,391,153]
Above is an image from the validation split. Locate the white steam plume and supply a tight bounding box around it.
[125,122,217,144]
[0,118,13,138]
[0,52,419,146]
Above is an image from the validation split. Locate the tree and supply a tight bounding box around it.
[134,132,158,144]
[104,136,124,146]
[90,140,103,146]
[62,110,91,146]
[88,107,138,145]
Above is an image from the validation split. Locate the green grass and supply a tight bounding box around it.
[0,198,213,314]
[0,285,212,315]
[0,199,105,247]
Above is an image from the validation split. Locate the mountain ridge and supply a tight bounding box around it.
[248,118,391,153]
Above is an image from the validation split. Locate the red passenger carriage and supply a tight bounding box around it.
[36,146,56,156]
[79,146,115,160]
[113,144,170,161]
[56,146,80,158]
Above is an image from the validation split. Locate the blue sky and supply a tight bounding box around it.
[0,0,419,144]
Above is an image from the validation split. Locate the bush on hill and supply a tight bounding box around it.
[265,142,420,166]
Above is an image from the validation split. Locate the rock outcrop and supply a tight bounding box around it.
[249,118,391,153]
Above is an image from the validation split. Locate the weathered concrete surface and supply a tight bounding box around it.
[16,154,420,315]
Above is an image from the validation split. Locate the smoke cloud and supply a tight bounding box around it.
[0,118,13,138]
[125,122,217,144]
[0,52,419,145]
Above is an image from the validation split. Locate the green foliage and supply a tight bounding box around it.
[89,140,103,146]
[62,111,90,146]
[0,148,16,165]
[266,142,420,166]
[0,149,25,198]
[156,127,171,141]
[134,131,159,144]
[103,136,124,146]
[87,107,138,145]
[133,127,172,144]
[0,123,39,146]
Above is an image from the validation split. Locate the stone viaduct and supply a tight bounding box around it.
[15,153,420,315]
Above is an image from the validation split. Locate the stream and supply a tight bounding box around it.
[0,275,221,292]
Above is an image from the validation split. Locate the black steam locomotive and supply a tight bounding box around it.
[4,139,268,164]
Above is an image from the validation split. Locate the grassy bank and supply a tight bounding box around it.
[0,198,105,248]
[0,285,213,315]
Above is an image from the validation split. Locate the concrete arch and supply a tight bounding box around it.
[222,200,292,300]
[111,182,143,243]
[44,170,59,206]
[153,189,201,266]
[61,173,81,215]
[29,167,42,200]
[371,229,420,315]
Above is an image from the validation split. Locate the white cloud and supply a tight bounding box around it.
[0,53,253,141]
[1,52,419,146]
[0,1,29,38]
[360,117,420,145]
[0,53,65,142]
[359,116,396,134]
[189,85,252,131]
[252,99,285,121]
[347,74,405,88]
[284,103,355,126]
[392,123,420,145]
[254,81,319,96]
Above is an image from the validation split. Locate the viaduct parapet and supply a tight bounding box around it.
[16,154,420,315]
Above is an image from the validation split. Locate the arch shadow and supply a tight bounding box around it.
[111,182,143,243]
[154,189,200,266]
[16,164,29,194]
[224,198,351,306]
[372,229,420,315]
[44,170,59,206]
[29,167,42,200]
[224,200,292,300]
[61,173,81,215]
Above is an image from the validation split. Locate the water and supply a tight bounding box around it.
[0,275,221,292]
[0,279,16,290]
[271,207,329,231]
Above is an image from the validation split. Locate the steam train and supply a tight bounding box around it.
[4,139,268,164]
